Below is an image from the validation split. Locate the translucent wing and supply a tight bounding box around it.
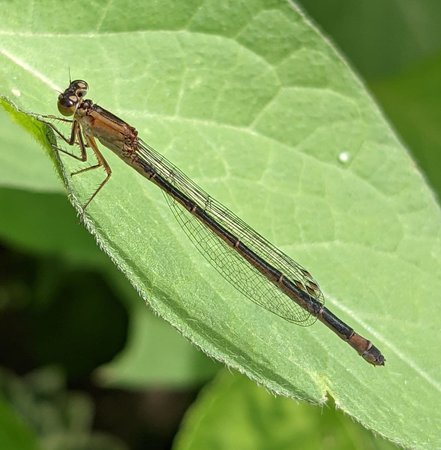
[136,140,324,325]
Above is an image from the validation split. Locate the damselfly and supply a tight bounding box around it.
[36,80,385,366]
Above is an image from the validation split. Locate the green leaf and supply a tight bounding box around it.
[1,1,440,448]
[173,371,398,450]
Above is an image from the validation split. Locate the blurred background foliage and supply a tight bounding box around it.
[1,1,439,449]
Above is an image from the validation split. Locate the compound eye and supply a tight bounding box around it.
[57,95,77,116]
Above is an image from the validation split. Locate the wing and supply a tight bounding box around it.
[136,140,324,325]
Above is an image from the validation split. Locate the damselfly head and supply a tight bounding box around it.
[57,80,89,116]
